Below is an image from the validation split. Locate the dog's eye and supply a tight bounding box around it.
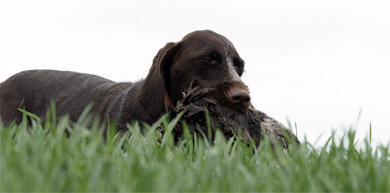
[233,58,242,68]
[233,58,244,75]
[202,52,220,64]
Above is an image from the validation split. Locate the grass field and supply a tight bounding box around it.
[1,113,389,192]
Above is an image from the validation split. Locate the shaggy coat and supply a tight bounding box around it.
[0,30,250,130]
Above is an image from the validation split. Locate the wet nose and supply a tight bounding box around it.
[229,87,251,110]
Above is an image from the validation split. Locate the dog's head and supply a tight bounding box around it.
[138,30,250,116]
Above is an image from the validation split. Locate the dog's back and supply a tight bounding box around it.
[0,70,133,125]
[1,30,251,129]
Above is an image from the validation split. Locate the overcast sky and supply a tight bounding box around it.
[1,0,389,146]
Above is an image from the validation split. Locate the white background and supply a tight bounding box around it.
[1,0,389,146]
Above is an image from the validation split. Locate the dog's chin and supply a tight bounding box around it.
[181,80,249,112]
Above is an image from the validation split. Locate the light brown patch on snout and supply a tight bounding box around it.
[228,86,251,110]
[210,81,251,111]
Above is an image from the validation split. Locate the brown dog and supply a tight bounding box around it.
[0,30,250,130]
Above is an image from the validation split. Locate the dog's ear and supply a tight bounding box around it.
[137,42,181,117]
[153,42,180,86]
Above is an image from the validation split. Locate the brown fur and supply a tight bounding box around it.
[0,30,250,130]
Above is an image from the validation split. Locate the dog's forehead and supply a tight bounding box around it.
[181,30,236,53]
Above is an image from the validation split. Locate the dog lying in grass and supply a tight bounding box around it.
[0,30,299,147]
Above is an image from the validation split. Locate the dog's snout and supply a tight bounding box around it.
[229,87,250,110]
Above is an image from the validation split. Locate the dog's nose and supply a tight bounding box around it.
[229,87,251,110]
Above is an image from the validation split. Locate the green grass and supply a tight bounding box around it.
[1,113,389,192]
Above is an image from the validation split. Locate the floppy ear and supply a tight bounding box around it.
[137,42,180,117]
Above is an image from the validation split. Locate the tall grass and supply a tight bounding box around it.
[1,113,389,192]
